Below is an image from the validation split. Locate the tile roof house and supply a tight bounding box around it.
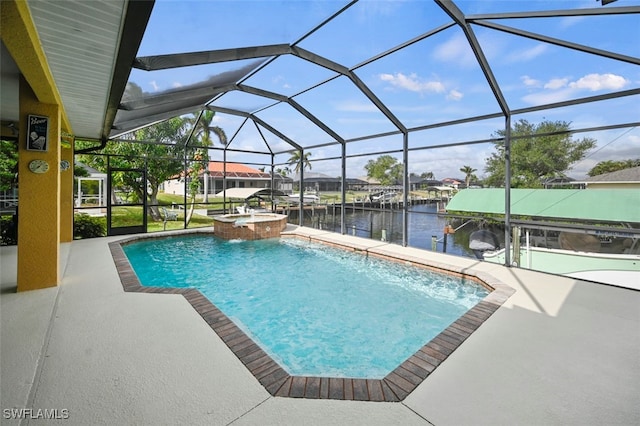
[205,162,271,179]
[164,162,274,196]
[441,178,463,189]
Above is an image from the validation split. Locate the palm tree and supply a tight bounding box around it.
[189,110,227,203]
[192,109,227,147]
[420,171,435,180]
[460,165,477,188]
[275,167,291,176]
[287,150,312,174]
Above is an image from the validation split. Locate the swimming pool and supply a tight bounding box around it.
[111,229,513,401]
[123,234,488,379]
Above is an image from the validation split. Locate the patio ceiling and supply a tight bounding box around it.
[2,1,638,154]
[1,0,152,141]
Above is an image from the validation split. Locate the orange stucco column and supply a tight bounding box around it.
[17,77,61,291]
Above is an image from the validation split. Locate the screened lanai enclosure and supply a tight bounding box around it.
[70,0,639,283]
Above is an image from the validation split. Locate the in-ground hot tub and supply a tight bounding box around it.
[213,213,288,240]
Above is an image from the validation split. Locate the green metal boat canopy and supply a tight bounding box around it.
[446,188,640,224]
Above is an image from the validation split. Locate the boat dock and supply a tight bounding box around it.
[274,197,448,213]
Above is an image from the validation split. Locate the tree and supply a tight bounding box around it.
[275,166,290,176]
[587,159,640,177]
[364,155,403,186]
[0,139,18,191]
[484,119,596,188]
[185,152,204,224]
[187,110,227,202]
[420,171,435,180]
[74,164,90,178]
[190,110,227,147]
[76,117,190,221]
[287,150,312,174]
[460,165,477,187]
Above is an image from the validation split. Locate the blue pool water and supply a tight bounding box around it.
[123,234,489,378]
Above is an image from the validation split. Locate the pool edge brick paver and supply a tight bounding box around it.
[108,233,514,402]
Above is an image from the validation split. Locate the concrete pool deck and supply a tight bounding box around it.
[2,226,639,425]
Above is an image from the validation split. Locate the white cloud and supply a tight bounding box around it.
[544,78,569,90]
[356,0,400,20]
[506,44,547,63]
[447,89,463,101]
[408,144,489,179]
[570,131,640,179]
[172,82,183,89]
[522,88,575,105]
[521,75,541,87]
[558,1,591,28]
[379,72,445,94]
[569,73,629,91]
[272,75,291,89]
[432,33,476,67]
[559,15,586,29]
[149,81,159,91]
[522,73,630,105]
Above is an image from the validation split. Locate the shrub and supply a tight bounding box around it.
[74,214,106,239]
[0,214,17,246]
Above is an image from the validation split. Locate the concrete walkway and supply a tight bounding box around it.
[1,229,639,425]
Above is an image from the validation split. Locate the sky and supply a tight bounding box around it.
[126,0,640,181]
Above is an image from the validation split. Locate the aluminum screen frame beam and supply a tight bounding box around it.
[435,0,510,117]
[133,44,292,71]
[102,0,156,141]
[238,84,345,144]
[474,20,640,66]
[467,5,640,20]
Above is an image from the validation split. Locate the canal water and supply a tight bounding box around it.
[299,203,481,259]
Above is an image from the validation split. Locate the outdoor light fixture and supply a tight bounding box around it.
[2,122,19,136]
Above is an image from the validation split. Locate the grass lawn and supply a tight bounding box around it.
[157,193,226,210]
[302,191,371,203]
[76,189,420,239]
[150,209,213,232]
[75,204,214,237]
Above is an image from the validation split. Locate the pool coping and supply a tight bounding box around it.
[108,229,514,402]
